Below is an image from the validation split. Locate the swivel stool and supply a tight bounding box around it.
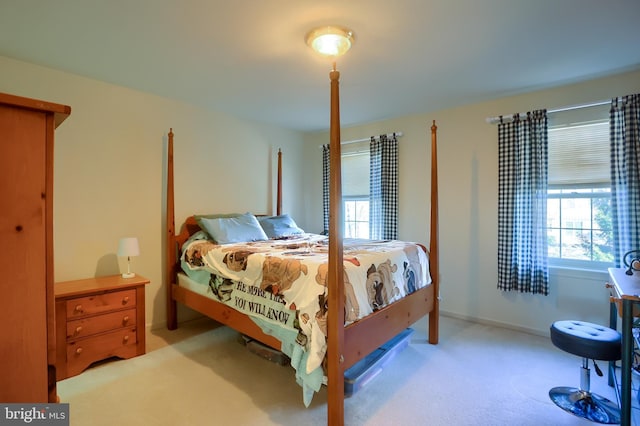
[549,320,622,424]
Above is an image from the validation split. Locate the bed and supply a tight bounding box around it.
[165,121,439,423]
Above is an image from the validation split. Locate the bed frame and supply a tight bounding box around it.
[165,122,439,424]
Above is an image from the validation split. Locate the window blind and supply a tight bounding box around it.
[341,141,370,197]
[548,108,610,186]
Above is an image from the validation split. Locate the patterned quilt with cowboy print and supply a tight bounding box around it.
[180,231,430,404]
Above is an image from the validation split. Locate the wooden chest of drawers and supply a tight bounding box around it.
[55,274,150,380]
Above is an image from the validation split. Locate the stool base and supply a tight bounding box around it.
[549,386,620,424]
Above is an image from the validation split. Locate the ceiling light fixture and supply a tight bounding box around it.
[305,26,355,59]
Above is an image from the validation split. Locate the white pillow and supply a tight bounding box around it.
[199,213,268,244]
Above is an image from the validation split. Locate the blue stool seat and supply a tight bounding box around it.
[549,320,622,424]
[551,320,622,361]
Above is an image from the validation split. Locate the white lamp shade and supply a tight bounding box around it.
[117,237,140,257]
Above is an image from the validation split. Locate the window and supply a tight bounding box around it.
[547,106,613,269]
[547,186,612,264]
[324,136,398,240]
[344,198,369,238]
[342,142,370,238]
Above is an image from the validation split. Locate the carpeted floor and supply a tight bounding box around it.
[57,315,625,425]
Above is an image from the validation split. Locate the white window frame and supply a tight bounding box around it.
[343,196,370,239]
[547,112,612,271]
[341,144,370,239]
[547,184,612,271]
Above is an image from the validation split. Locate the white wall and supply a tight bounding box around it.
[0,55,307,329]
[3,53,639,337]
[303,69,640,336]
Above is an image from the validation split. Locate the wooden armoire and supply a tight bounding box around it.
[0,92,71,402]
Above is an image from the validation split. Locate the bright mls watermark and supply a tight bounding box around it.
[1,404,68,425]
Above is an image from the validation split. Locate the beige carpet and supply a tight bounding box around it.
[57,315,622,425]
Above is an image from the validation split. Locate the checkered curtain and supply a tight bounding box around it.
[370,134,398,240]
[497,110,549,295]
[322,144,330,235]
[610,94,640,267]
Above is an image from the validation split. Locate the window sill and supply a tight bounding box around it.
[549,265,609,281]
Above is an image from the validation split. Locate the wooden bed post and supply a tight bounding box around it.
[428,120,439,344]
[277,148,282,216]
[327,65,346,426]
[166,128,177,330]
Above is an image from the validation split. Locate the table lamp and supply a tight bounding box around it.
[118,237,140,278]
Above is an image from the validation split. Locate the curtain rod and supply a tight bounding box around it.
[318,131,403,148]
[342,131,403,145]
[485,100,610,125]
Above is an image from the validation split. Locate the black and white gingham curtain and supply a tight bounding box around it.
[370,134,398,240]
[322,144,330,234]
[497,110,549,295]
[610,93,640,266]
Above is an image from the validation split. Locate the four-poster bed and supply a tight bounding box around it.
[164,120,439,423]
[166,28,439,426]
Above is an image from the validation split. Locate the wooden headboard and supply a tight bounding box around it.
[165,129,283,329]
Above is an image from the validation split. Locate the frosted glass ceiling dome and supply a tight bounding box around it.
[305,26,355,58]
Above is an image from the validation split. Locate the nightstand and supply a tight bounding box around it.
[55,274,150,380]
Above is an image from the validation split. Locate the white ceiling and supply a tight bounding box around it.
[1,0,639,132]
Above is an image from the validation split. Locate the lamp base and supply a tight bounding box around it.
[121,272,135,279]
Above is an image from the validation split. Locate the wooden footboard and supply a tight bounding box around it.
[343,284,435,370]
[171,282,282,350]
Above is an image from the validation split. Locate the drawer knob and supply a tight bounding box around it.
[75,326,83,335]
[74,304,83,313]
[75,347,83,355]
[123,335,130,343]
[122,316,130,324]
[122,296,130,305]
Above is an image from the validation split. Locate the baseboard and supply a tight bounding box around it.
[147,314,213,334]
[440,310,549,338]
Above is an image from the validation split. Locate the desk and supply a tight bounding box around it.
[608,267,640,426]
